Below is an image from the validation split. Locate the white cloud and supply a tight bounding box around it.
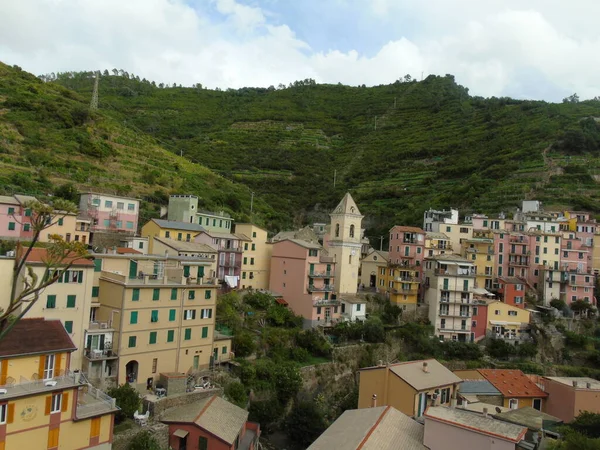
[0,0,598,100]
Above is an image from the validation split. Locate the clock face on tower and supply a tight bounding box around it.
[351,249,356,256]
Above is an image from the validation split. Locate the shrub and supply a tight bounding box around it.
[296,329,331,357]
[550,299,567,311]
[363,316,385,343]
[244,291,273,310]
[285,400,328,448]
[290,347,311,363]
[248,399,283,433]
[225,381,248,408]
[127,431,161,450]
[486,338,516,359]
[107,384,141,424]
[233,331,256,357]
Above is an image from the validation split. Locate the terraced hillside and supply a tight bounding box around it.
[0,63,281,229]
[50,71,600,237]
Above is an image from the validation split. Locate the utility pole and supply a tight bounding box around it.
[250,192,254,215]
[90,71,99,111]
[180,149,183,158]
[333,169,337,188]
[379,236,384,251]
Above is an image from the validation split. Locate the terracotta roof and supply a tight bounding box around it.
[115,247,141,255]
[275,298,288,306]
[24,247,94,266]
[424,407,527,443]
[308,406,426,450]
[390,226,426,234]
[0,318,76,357]
[478,369,548,399]
[498,277,524,285]
[161,395,248,445]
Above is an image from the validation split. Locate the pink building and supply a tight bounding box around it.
[389,226,426,278]
[423,407,527,450]
[0,194,36,240]
[269,239,338,328]
[541,377,600,423]
[79,192,140,234]
[195,231,250,288]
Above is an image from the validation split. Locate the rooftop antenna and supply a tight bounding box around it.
[90,71,99,111]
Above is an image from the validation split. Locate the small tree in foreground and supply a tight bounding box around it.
[0,199,90,342]
[127,431,161,450]
[108,383,141,423]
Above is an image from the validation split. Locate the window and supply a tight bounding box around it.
[60,270,84,283]
[472,321,477,327]
[91,286,99,298]
[46,295,56,308]
[167,330,175,342]
[177,233,182,241]
[199,436,208,450]
[7,222,15,231]
[184,310,196,320]
[0,403,8,424]
[103,219,110,227]
[201,326,208,338]
[105,200,113,208]
[7,207,14,215]
[543,247,547,254]
[170,288,178,300]
[130,311,138,324]
[149,332,157,344]
[357,304,361,312]
[472,306,478,316]
[66,295,76,308]
[51,393,62,413]
[138,241,144,249]
[441,387,450,404]
[58,218,64,226]
[495,310,500,315]
[350,224,355,238]
[23,223,30,232]
[250,257,254,265]
[309,249,318,257]
[128,336,137,348]
[132,288,140,301]
[92,198,100,206]
[165,231,171,238]
[126,221,134,229]
[184,328,192,340]
[201,308,212,319]
[244,243,249,251]
[335,224,340,237]
[509,399,518,409]
[115,201,124,210]
[243,257,247,265]
[205,290,212,300]
[152,288,160,301]
[242,272,246,279]
[151,310,159,322]
[515,296,523,304]
[188,290,196,300]
[64,321,73,334]
[152,358,158,374]
[463,280,469,292]
[252,243,256,251]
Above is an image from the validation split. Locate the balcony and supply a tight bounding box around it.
[313,298,341,307]
[393,288,418,294]
[308,271,333,278]
[221,260,241,269]
[509,259,529,267]
[439,311,471,318]
[307,285,334,293]
[435,268,476,277]
[395,276,419,282]
[218,245,243,252]
[87,321,113,331]
[84,349,118,361]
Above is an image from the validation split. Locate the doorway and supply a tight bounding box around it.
[125,360,139,383]
[370,273,376,287]
[533,398,542,411]
[324,308,331,323]
[193,356,199,370]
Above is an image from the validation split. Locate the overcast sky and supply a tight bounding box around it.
[1,0,598,101]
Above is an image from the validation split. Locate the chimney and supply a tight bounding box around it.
[371,394,377,408]
[482,407,488,418]
[422,362,429,373]
[586,382,592,389]
[573,380,579,388]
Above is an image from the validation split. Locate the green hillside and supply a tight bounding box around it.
[0,63,281,229]
[51,70,600,237]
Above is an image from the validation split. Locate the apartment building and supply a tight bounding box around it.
[359,249,388,289]
[424,255,477,342]
[152,237,218,274]
[270,239,338,328]
[378,265,420,313]
[389,226,426,276]
[424,232,453,258]
[485,301,531,340]
[325,193,363,295]
[461,233,495,290]
[541,377,600,423]
[358,359,462,418]
[0,318,117,450]
[423,208,459,232]
[142,218,207,253]
[497,277,526,309]
[194,230,250,287]
[91,253,224,386]
[79,192,140,234]
[234,223,272,290]
[167,195,234,233]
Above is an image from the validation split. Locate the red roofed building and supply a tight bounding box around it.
[478,369,548,411]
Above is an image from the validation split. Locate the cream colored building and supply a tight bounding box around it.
[40,212,91,245]
[326,193,363,294]
[235,223,272,290]
[436,223,473,255]
[2,248,96,372]
[359,248,389,288]
[425,232,454,258]
[92,252,231,387]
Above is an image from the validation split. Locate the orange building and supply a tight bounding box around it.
[0,318,117,450]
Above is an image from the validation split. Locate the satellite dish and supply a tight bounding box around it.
[495,407,502,413]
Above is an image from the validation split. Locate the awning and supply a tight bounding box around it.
[276,298,288,306]
[471,288,494,296]
[173,429,189,438]
[489,321,522,326]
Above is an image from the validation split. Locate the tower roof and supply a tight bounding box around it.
[331,193,362,216]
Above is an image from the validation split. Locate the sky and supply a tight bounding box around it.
[1,0,599,101]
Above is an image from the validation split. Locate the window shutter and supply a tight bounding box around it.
[0,360,7,385]
[7,403,14,423]
[38,355,46,379]
[61,393,69,413]
[45,396,52,415]
[55,354,62,376]
[78,270,83,283]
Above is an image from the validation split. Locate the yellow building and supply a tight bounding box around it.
[378,265,420,313]
[486,300,531,339]
[235,223,272,290]
[425,232,454,259]
[529,230,561,270]
[461,235,495,290]
[437,223,473,255]
[141,218,207,254]
[359,249,388,289]
[40,212,91,245]
[593,231,600,273]
[92,253,231,387]
[2,248,96,373]
[0,318,116,450]
[358,359,462,417]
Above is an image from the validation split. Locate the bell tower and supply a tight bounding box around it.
[329,193,363,294]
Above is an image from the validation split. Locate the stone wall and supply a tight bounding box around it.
[144,387,223,418]
[112,423,169,450]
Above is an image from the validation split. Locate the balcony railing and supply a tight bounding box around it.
[218,245,242,252]
[435,269,476,277]
[221,261,241,268]
[84,349,118,360]
[313,299,341,307]
[393,288,418,294]
[307,285,334,293]
[439,311,471,318]
[308,271,333,278]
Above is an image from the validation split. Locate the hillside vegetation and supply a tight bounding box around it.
[50,70,600,237]
[0,63,279,228]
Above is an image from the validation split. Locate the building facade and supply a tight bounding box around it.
[359,249,388,289]
[167,195,234,233]
[234,224,271,290]
[79,192,140,234]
